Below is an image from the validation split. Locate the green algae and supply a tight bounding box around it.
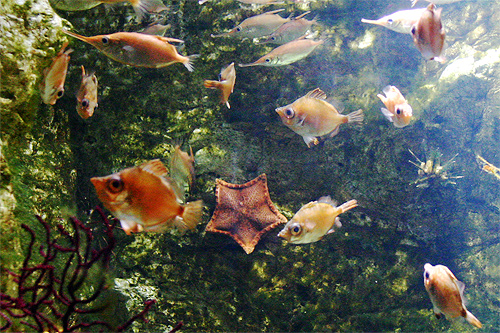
[1,0,500,331]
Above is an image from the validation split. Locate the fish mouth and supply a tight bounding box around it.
[277,228,290,240]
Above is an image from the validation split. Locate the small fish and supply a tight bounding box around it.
[239,36,323,67]
[91,159,203,235]
[411,3,446,62]
[278,197,357,244]
[211,9,289,39]
[259,11,316,45]
[377,85,412,128]
[76,65,99,119]
[236,0,284,4]
[361,8,426,34]
[204,62,236,108]
[140,23,171,36]
[170,145,196,196]
[275,88,364,147]
[423,263,482,328]
[411,0,463,7]
[40,42,73,105]
[476,154,500,180]
[63,29,198,71]
[49,0,167,21]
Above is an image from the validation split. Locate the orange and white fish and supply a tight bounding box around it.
[275,88,364,147]
[377,85,412,128]
[40,42,73,105]
[423,263,482,328]
[76,66,98,119]
[91,159,203,235]
[278,197,357,244]
[204,62,236,108]
[361,8,426,34]
[63,29,198,71]
[259,11,316,45]
[411,3,446,62]
[49,0,167,21]
[211,9,289,39]
[239,36,323,67]
[411,0,463,7]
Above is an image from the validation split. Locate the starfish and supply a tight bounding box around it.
[206,174,287,254]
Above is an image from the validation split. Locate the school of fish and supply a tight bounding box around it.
[39,0,489,328]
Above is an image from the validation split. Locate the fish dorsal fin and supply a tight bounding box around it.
[155,36,184,44]
[263,9,285,15]
[293,11,311,20]
[301,201,318,210]
[306,88,327,100]
[139,159,169,178]
[317,196,337,207]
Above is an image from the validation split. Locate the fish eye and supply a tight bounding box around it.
[271,36,276,41]
[411,26,416,35]
[284,108,295,119]
[107,177,124,193]
[425,272,430,279]
[56,89,64,98]
[81,99,89,108]
[387,18,393,24]
[265,58,271,63]
[236,27,242,32]
[396,108,401,115]
[102,36,109,44]
[291,225,302,236]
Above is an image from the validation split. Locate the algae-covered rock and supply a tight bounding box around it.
[1,0,499,331]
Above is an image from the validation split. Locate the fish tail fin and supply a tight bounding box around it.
[183,54,199,72]
[465,310,482,328]
[203,79,222,90]
[410,0,418,7]
[346,109,364,124]
[338,199,358,213]
[130,0,168,21]
[180,200,204,231]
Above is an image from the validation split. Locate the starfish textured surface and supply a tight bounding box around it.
[206,174,287,254]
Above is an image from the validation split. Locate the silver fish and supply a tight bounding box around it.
[259,11,316,45]
[239,37,323,67]
[211,9,289,39]
[361,8,426,34]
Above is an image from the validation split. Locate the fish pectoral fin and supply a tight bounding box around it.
[380,108,394,122]
[303,136,320,148]
[297,114,307,126]
[327,126,340,138]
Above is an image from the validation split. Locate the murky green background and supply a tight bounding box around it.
[1,0,499,331]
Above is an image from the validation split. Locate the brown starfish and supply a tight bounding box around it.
[206,174,287,254]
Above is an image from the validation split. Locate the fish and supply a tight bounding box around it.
[423,263,482,328]
[203,62,236,108]
[275,88,364,147]
[63,29,198,71]
[170,145,196,196]
[211,9,290,39]
[278,196,357,244]
[239,36,323,67]
[361,8,426,34]
[411,0,463,8]
[40,42,73,105]
[76,65,99,119]
[140,22,171,36]
[259,11,316,45]
[49,0,167,21]
[376,85,413,128]
[91,159,203,235]
[476,154,500,180]
[411,3,446,62]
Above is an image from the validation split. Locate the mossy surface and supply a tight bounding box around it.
[1,0,499,331]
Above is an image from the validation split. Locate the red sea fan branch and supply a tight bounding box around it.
[0,207,156,332]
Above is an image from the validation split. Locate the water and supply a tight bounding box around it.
[1,0,499,331]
